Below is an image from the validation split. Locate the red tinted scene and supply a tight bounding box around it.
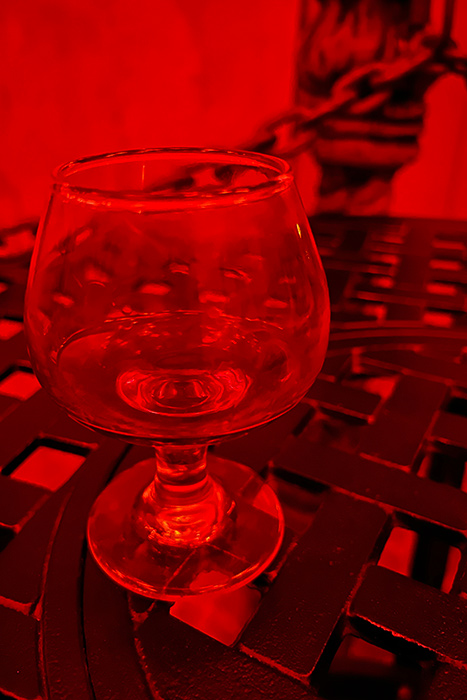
[0,2,467,700]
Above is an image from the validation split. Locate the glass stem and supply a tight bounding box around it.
[139,444,229,547]
[153,444,210,504]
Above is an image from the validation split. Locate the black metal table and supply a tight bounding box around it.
[1,216,467,699]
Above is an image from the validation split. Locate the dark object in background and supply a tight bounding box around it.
[255,0,467,215]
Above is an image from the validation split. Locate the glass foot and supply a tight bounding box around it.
[87,455,284,599]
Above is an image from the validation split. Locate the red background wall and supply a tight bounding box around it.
[0,0,465,226]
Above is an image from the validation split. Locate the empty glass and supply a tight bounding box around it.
[24,148,330,599]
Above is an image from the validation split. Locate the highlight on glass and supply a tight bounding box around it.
[24,148,330,599]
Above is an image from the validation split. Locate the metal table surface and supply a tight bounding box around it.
[1,216,467,699]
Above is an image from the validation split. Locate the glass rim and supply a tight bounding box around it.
[52,147,293,206]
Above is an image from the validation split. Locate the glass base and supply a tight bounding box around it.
[87,455,284,600]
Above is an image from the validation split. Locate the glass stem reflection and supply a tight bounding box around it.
[139,444,230,547]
